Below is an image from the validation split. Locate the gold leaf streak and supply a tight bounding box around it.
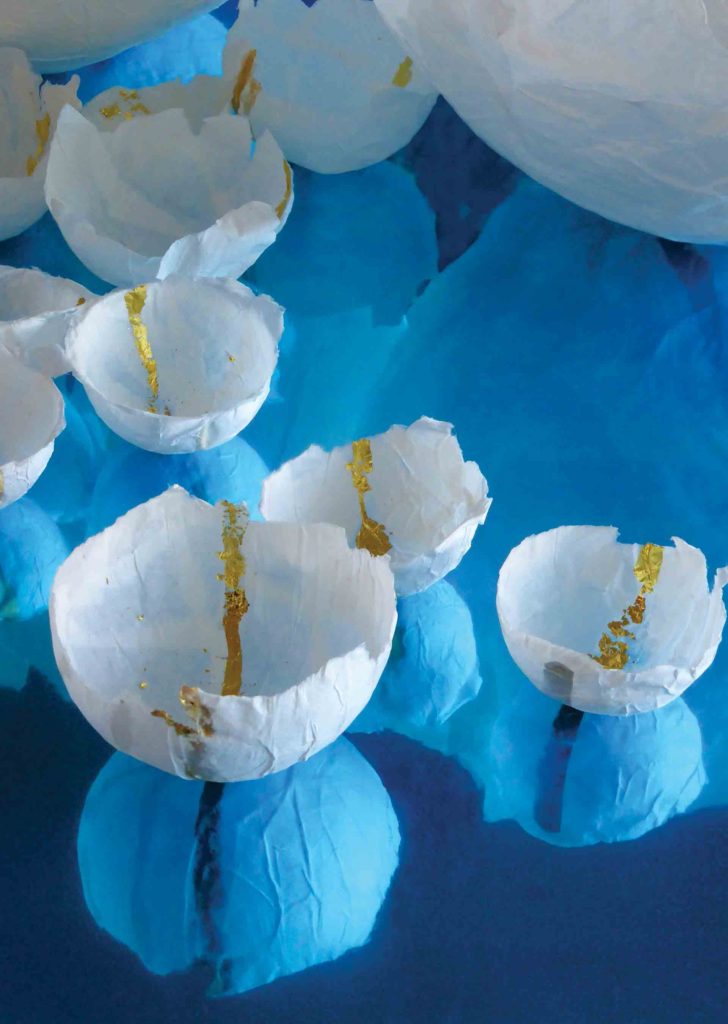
[231,49,257,114]
[591,542,664,670]
[275,161,292,220]
[123,285,159,413]
[216,501,250,697]
[99,103,121,119]
[243,78,262,116]
[151,687,214,737]
[151,708,195,736]
[346,438,392,557]
[391,56,414,88]
[26,113,51,176]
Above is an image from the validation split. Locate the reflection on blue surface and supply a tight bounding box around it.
[78,739,400,995]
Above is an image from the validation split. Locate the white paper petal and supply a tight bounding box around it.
[374,0,728,242]
[0,265,95,376]
[220,0,437,174]
[497,525,728,715]
[0,0,221,73]
[261,416,491,596]
[66,275,282,454]
[84,77,230,134]
[45,106,292,287]
[0,48,79,241]
[50,486,397,782]
[0,348,65,508]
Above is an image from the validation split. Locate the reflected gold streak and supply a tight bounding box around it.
[123,285,159,413]
[275,161,292,219]
[346,439,392,557]
[392,56,414,88]
[591,543,664,670]
[217,501,250,697]
[26,113,50,176]
[231,49,258,114]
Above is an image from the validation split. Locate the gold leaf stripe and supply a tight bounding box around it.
[591,543,664,670]
[346,439,392,557]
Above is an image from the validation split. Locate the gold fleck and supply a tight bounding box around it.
[231,49,258,114]
[139,681,148,689]
[136,614,144,621]
[76,296,86,306]
[99,103,121,119]
[392,56,414,88]
[216,501,250,697]
[275,161,292,220]
[129,101,151,115]
[346,439,392,557]
[124,285,159,413]
[26,113,51,176]
[119,89,138,100]
[227,353,236,363]
[591,543,664,670]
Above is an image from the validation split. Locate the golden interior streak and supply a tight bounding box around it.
[243,78,262,116]
[231,49,258,114]
[217,501,250,697]
[591,543,664,670]
[123,285,159,413]
[26,113,51,176]
[391,56,414,88]
[346,439,392,557]
[275,161,292,219]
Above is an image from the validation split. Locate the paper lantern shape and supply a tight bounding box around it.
[50,487,397,782]
[0,48,79,242]
[0,0,221,73]
[261,417,491,596]
[220,0,437,173]
[45,105,293,287]
[0,265,95,376]
[373,0,728,242]
[77,738,400,994]
[65,276,282,454]
[497,526,728,716]
[484,687,705,847]
[0,349,65,508]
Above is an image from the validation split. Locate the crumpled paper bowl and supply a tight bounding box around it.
[497,525,728,715]
[0,265,95,376]
[261,416,491,596]
[45,105,293,287]
[221,0,438,174]
[0,47,78,241]
[66,275,282,454]
[0,349,65,508]
[50,486,397,782]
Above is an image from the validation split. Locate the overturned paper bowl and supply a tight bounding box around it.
[497,526,728,716]
[66,276,282,454]
[261,416,491,596]
[221,0,437,174]
[0,349,65,508]
[0,265,95,377]
[46,105,293,287]
[50,486,397,782]
[0,48,79,241]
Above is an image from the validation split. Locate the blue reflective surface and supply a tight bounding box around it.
[2,7,728,1022]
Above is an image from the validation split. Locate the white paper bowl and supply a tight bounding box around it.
[0,48,79,242]
[0,0,220,73]
[374,0,728,242]
[45,105,293,287]
[66,276,282,454]
[0,349,65,508]
[261,416,491,596]
[0,265,95,377]
[221,0,437,174]
[497,526,728,716]
[50,486,397,782]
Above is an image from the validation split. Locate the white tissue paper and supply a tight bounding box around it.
[50,486,397,782]
[373,0,728,242]
[497,525,728,716]
[66,276,282,454]
[261,417,490,596]
[0,266,95,377]
[221,0,438,173]
[0,0,220,73]
[0,48,79,242]
[45,105,293,287]
[0,348,65,508]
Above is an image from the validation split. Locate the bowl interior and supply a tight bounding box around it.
[0,353,61,462]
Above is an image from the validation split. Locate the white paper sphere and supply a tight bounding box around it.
[66,276,282,454]
[0,0,220,73]
[0,348,65,508]
[261,416,491,596]
[45,105,293,287]
[0,48,78,242]
[50,486,397,782]
[497,526,728,716]
[0,265,95,377]
[221,0,437,173]
[374,0,728,242]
